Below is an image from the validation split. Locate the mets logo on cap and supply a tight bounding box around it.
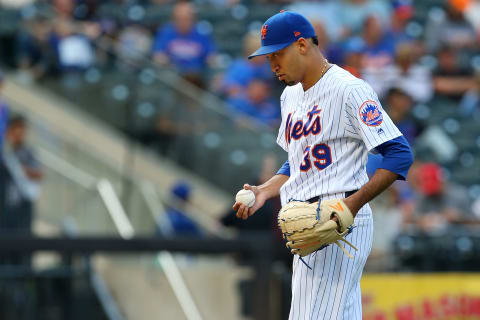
[261,24,268,40]
[359,100,383,126]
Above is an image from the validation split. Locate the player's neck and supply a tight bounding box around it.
[301,56,330,92]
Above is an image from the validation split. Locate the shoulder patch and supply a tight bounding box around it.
[359,100,383,127]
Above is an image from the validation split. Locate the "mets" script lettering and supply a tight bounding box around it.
[285,105,322,145]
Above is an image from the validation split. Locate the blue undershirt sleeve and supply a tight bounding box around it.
[276,160,290,176]
[373,135,414,180]
[275,137,413,180]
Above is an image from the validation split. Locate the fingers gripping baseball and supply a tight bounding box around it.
[233,184,266,220]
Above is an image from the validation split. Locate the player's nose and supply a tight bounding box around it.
[269,60,279,73]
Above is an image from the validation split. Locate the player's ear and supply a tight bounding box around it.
[296,38,308,55]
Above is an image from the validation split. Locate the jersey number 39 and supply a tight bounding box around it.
[300,144,332,172]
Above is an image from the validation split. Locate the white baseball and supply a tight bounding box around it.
[235,189,255,207]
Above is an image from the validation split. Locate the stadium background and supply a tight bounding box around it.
[0,0,480,319]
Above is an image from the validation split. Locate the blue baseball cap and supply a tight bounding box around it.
[248,11,316,59]
[171,181,191,201]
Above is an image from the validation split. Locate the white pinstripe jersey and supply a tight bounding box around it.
[276,65,402,206]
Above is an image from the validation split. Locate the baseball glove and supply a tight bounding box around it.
[278,199,357,258]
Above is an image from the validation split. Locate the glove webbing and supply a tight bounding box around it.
[335,225,358,258]
[293,234,358,259]
[334,238,358,258]
[297,237,358,269]
[318,200,358,258]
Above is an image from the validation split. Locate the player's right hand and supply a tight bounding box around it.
[232,184,267,220]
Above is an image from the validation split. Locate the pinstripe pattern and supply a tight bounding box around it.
[288,204,373,320]
[276,65,401,319]
[276,65,401,206]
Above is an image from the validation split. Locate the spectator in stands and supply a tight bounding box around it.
[288,0,391,43]
[220,31,271,99]
[410,162,474,234]
[465,0,480,34]
[164,181,201,236]
[15,17,55,82]
[152,1,217,88]
[459,71,480,116]
[0,115,42,236]
[433,45,475,100]
[116,23,152,70]
[312,21,343,65]
[339,0,391,38]
[363,42,433,103]
[49,18,96,72]
[0,71,10,147]
[361,15,396,71]
[53,0,75,19]
[385,88,421,145]
[388,0,415,46]
[286,1,343,42]
[146,109,179,156]
[70,0,100,21]
[51,0,101,23]
[425,0,478,52]
[226,79,280,127]
[341,37,365,78]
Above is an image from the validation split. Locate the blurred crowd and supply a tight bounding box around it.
[3,0,480,121]
[0,72,42,269]
[0,0,478,125]
[0,0,480,269]
[0,0,479,126]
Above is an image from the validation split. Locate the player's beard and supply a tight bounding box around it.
[283,80,298,86]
